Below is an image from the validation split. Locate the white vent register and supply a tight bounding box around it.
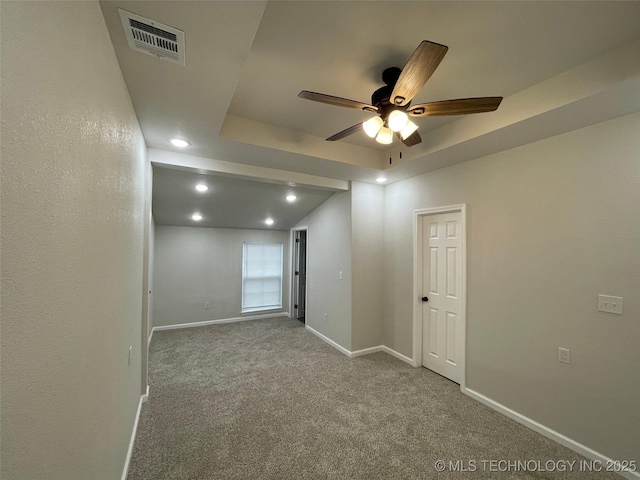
[119,9,185,66]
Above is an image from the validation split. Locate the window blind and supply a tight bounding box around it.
[242,243,283,312]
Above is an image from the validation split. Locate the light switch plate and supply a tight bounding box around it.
[597,295,623,315]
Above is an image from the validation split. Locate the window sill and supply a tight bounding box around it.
[241,306,283,314]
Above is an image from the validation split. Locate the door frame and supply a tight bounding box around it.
[289,225,309,321]
[412,204,467,391]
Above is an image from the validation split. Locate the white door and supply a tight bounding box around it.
[421,212,463,383]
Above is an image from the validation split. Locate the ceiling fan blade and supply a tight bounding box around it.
[408,97,503,116]
[390,41,448,107]
[299,91,378,112]
[326,123,363,141]
[395,130,422,147]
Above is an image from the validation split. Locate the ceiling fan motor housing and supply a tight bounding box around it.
[371,85,393,108]
[372,67,409,120]
[382,67,402,87]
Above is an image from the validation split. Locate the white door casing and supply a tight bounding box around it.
[413,205,466,389]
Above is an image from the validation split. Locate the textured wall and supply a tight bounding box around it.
[295,191,352,350]
[153,226,290,327]
[383,114,640,464]
[0,2,147,478]
[351,182,385,351]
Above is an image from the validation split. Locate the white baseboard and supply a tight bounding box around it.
[380,346,414,365]
[121,394,144,480]
[350,345,413,366]
[305,325,352,356]
[147,329,153,347]
[141,385,149,404]
[152,312,290,333]
[305,329,415,367]
[464,388,640,480]
[350,345,384,357]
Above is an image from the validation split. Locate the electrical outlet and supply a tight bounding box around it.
[558,347,571,364]
[597,295,623,315]
[128,346,133,366]
[323,313,328,323]
[205,302,210,309]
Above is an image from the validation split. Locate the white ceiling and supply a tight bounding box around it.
[100,1,640,227]
[152,166,334,230]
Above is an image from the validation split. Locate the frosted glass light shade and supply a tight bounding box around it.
[363,116,384,138]
[376,127,393,144]
[400,120,419,140]
[388,110,409,132]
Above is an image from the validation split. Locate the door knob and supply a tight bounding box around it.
[421,296,429,302]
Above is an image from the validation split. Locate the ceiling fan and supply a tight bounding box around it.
[298,40,503,147]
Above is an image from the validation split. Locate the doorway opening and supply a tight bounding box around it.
[413,205,467,390]
[291,227,308,323]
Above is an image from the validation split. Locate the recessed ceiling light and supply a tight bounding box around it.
[191,213,203,221]
[170,138,190,148]
[265,218,274,226]
[376,177,387,183]
[195,184,209,192]
[285,194,297,202]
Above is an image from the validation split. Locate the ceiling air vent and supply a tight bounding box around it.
[119,9,185,66]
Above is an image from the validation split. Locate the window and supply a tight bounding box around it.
[242,243,283,313]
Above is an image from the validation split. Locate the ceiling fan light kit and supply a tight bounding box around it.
[400,120,419,140]
[388,110,409,132]
[376,127,393,145]
[363,116,384,138]
[298,40,503,147]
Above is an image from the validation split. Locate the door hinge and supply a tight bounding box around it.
[295,238,300,243]
[294,304,298,308]
[295,271,299,275]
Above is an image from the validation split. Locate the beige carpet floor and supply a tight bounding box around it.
[128,317,621,479]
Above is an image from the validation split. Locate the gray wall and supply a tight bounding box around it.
[295,191,352,350]
[0,2,147,478]
[383,113,640,465]
[351,182,385,351]
[153,226,290,327]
